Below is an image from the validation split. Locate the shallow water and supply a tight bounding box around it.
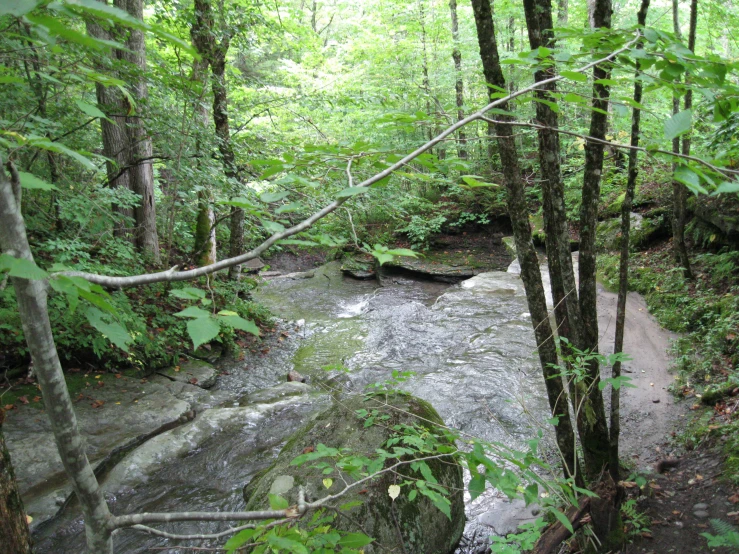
[35,262,551,553]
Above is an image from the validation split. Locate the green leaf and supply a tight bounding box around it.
[27,137,97,170]
[262,220,286,234]
[674,165,708,195]
[336,186,369,198]
[386,248,418,258]
[550,508,574,534]
[170,287,206,300]
[533,97,560,113]
[268,494,289,510]
[266,535,308,554]
[259,190,290,203]
[523,483,539,505]
[715,181,739,194]
[84,307,131,352]
[460,175,498,188]
[664,109,692,142]
[560,70,588,82]
[25,14,120,51]
[174,305,212,319]
[1,0,42,16]
[18,171,57,190]
[418,488,451,520]
[224,529,256,553]
[186,316,221,351]
[337,533,374,548]
[0,76,24,84]
[275,202,304,214]
[468,474,486,501]
[217,314,260,336]
[0,254,48,280]
[75,100,109,121]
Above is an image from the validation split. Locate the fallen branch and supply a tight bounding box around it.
[532,496,591,554]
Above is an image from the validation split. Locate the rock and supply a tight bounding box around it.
[693,503,709,511]
[596,212,669,251]
[385,257,474,282]
[475,498,541,536]
[692,194,739,245]
[242,393,465,554]
[239,382,311,405]
[270,269,316,280]
[693,510,710,519]
[192,342,223,363]
[502,236,516,257]
[157,360,218,389]
[287,370,306,383]
[244,257,266,273]
[342,268,376,280]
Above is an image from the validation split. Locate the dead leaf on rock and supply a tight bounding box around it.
[189,378,198,385]
[32,396,41,403]
[18,395,29,404]
[728,493,739,504]
[91,400,104,409]
[3,404,15,411]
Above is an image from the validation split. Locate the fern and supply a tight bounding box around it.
[701,519,739,552]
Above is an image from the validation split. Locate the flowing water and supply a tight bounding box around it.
[34,262,552,553]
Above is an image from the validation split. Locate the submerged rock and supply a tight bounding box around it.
[243,392,465,554]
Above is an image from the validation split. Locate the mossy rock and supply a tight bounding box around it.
[340,253,376,280]
[596,212,667,251]
[242,393,465,554]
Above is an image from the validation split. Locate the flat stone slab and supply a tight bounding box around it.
[244,257,266,273]
[157,360,218,389]
[386,257,475,279]
[4,375,194,524]
[341,268,376,280]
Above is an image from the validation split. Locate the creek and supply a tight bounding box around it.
[32,261,553,553]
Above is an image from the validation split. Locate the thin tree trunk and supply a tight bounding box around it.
[611,0,650,483]
[192,0,243,279]
[0,161,113,554]
[471,0,580,482]
[0,411,32,554]
[557,0,568,25]
[449,0,467,159]
[116,0,161,264]
[577,0,612,478]
[671,0,695,279]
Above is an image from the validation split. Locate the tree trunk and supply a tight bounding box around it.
[671,0,695,279]
[449,0,467,159]
[0,161,113,553]
[191,58,218,267]
[611,0,651,483]
[557,0,568,25]
[470,0,580,481]
[192,0,243,279]
[577,0,612,478]
[116,0,161,264]
[0,411,32,554]
[87,17,135,241]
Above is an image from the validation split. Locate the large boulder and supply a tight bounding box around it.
[243,393,466,554]
[596,212,668,251]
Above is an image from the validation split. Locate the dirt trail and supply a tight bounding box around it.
[596,284,686,467]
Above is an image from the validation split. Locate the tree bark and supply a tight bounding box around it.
[0,410,32,554]
[0,161,113,553]
[115,0,161,264]
[671,0,695,279]
[449,0,467,159]
[87,17,135,241]
[577,0,613,478]
[611,0,650,483]
[557,0,568,25]
[192,0,243,280]
[470,0,580,481]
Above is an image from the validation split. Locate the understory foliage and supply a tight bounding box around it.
[1,0,739,552]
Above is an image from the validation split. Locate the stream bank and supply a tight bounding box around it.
[3,245,690,553]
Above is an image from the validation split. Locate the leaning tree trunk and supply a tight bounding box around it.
[449,0,467,159]
[471,0,580,481]
[0,161,113,553]
[576,0,612,479]
[611,0,651,483]
[671,0,696,279]
[0,411,32,554]
[116,0,161,264]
